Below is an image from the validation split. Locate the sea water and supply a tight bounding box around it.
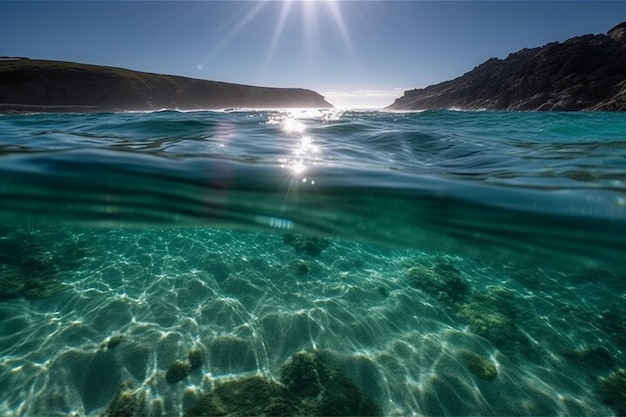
[0,109,625,416]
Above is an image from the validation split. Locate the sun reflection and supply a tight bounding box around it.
[271,111,323,182]
[295,136,318,156]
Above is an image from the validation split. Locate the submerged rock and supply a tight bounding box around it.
[186,350,381,417]
[292,260,310,275]
[166,360,192,384]
[281,351,381,416]
[595,307,626,349]
[188,347,203,371]
[102,382,148,417]
[165,346,203,384]
[406,261,468,306]
[563,344,614,369]
[280,351,323,397]
[598,368,626,416]
[459,351,497,381]
[457,287,534,357]
[106,334,124,350]
[283,234,330,257]
[185,375,294,417]
[0,230,89,301]
[0,255,63,300]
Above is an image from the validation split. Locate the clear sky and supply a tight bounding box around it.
[1,1,625,108]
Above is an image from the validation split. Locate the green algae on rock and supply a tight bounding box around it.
[283,234,331,257]
[188,347,203,371]
[406,261,469,306]
[292,260,311,275]
[0,229,90,301]
[459,351,498,381]
[563,344,614,369]
[105,334,124,350]
[186,350,381,417]
[166,360,192,384]
[165,346,203,384]
[102,383,148,417]
[598,368,626,416]
[456,287,534,357]
[280,351,323,398]
[185,375,294,417]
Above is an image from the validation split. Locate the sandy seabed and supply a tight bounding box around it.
[0,227,624,416]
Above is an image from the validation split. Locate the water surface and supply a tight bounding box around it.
[1,109,625,416]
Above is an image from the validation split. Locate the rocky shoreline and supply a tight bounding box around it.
[388,21,626,111]
[0,59,333,113]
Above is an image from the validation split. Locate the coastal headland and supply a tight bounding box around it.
[0,59,333,113]
[389,21,626,111]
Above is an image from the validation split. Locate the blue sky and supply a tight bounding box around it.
[1,1,625,107]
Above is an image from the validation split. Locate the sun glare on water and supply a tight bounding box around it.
[270,110,323,182]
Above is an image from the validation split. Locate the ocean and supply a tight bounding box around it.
[0,108,625,416]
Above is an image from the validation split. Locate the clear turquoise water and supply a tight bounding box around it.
[0,109,625,416]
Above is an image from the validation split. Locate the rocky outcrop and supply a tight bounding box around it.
[388,21,626,111]
[0,59,333,113]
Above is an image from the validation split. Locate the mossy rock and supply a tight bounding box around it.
[458,308,531,356]
[563,344,614,369]
[598,368,626,416]
[459,351,497,381]
[280,351,323,397]
[0,230,88,301]
[0,262,65,301]
[188,347,203,371]
[185,375,296,417]
[166,360,191,384]
[187,351,382,417]
[292,260,310,275]
[594,307,626,349]
[281,351,381,416]
[406,261,468,306]
[456,287,534,356]
[186,393,228,416]
[283,234,330,256]
[457,303,517,343]
[0,264,28,300]
[106,334,124,350]
[165,347,203,384]
[314,368,381,417]
[102,383,147,417]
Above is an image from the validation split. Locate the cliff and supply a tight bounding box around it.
[388,21,626,111]
[0,59,333,113]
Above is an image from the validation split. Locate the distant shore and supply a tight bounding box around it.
[0,59,333,114]
[388,21,626,111]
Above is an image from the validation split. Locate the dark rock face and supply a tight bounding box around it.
[0,59,333,113]
[388,21,626,111]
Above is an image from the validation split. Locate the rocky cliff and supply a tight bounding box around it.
[388,21,626,111]
[0,59,333,113]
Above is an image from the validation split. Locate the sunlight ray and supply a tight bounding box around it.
[204,2,269,64]
[324,1,355,60]
[260,1,293,79]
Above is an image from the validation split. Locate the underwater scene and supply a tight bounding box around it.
[0,109,625,416]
